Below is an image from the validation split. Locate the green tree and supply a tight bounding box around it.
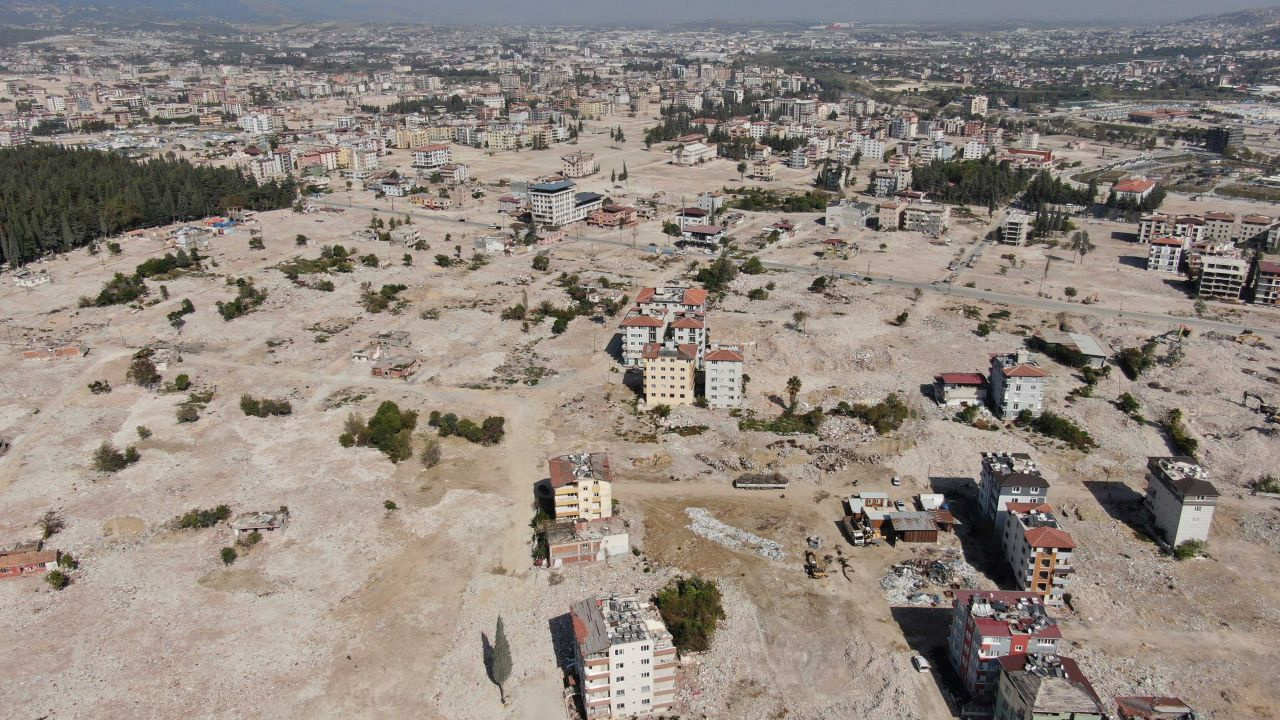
[785,376,802,410]
[655,577,725,653]
[220,547,238,565]
[492,615,513,704]
[531,254,549,271]
[127,355,161,388]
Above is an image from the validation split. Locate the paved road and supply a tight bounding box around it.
[314,196,1280,340]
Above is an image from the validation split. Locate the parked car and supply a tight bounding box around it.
[912,655,931,673]
[894,500,907,512]
[891,476,902,486]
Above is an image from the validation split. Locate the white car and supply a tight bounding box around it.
[912,655,931,673]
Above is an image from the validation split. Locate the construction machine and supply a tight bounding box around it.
[1243,391,1280,423]
[804,549,829,579]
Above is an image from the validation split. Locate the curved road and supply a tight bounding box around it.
[315,196,1279,340]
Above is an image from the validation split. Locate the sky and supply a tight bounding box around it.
[301,0,1278,25]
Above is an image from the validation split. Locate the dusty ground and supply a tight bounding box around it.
[2,120,1280,720]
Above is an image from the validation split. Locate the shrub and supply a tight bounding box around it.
[808,276,828,293]
[177,505,232,529]
[738,409,824,435]
[88,380,112,394]
[217,279,268,321]
[136,425,152,440]
[1117,392,1141,416]
[428,410,505,446]
[532,254,550,271]
[38,510,65,539]
[420,436,442,468]
[171,374,191,391]
[360,253,380,267]
[1172,539,1205,560]
[249,236,265,250]
[92,442,139,472]
[1116,340,1158,379]
[1249,475,1280,494]
[342,401,418,462]
[384,500,398,511]
[127,355,161,388]
[975,321,993,337]
[740,257,766,275]
[45,570,71,590]
[551,317,569,335]
[220,547,238,565]
[651,404,672,419]
[834,393,910,435]
[654,577,725,653]
[176,405,200,423]
[1064,286,1078,297]
[747,288,769,301]
[240,394,293,417]
[79,272,148,307]
[1019,411,1096,452]
[1162,409,1198,459]
[891,311,909,326]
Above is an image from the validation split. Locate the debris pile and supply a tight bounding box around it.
[881,549,979,605]
[685,507,784,560]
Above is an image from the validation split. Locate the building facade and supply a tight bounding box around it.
[988,351,1048,418]
[947,590,1061,701]
[571,595,678,718]
[641,343,696,407]
[1003,504,1075,606]
[979,452,1050,530]
[1145,457,1217,546]
[704,346,745,408]
[548,452,614,522]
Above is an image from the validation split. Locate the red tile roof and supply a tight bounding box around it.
[1150,236,1183,247]
[671,316,704,329]
[936,372,986,386]
[635,287,656,303]
[1024,526,1076,549]
[1003,365,1049,378]
[620,315,663,327]
[705,348,743,362]
[682,288,708,306]
[1113,179,1155,194]
[1258,260,1280,274]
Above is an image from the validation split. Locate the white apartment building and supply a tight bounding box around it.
[1002,212,1033,246]
[1002,504,1075,606]
[962,140,988,160]
[669,141,716,166]
[961,94,989,116]
[530,180,604,226]
[1203,212,1236,243]
[695,191,725,214]
[619,314,665,366]
[343,148,379,180]
[704,346,745,408]
[239,113,281,135]
[1145,457,1218,546]
[1146,237,1184,273]
[669,314,707,365]
[571,595,678,718]
[978,452,1050,530]
[548,452,614,522]
[903,203,949,238]
[411,144,452,169]
[988,351,1048,418]
[1138,213,1205,245]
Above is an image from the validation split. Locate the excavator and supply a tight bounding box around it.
[1243,391,1280,423]
[804,549,829,579]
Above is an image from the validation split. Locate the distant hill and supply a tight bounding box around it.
[1178,5,1280,27]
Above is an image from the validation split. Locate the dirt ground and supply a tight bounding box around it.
[2,120,1280,720]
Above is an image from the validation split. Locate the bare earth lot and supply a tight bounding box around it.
[2,124,1280,719]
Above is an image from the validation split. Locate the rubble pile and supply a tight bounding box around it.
[1240,510,1280,552]
[881,549,979,605]
[685,507,785,560]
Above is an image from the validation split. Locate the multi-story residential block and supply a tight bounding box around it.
[704,345,744,408]
[1146,236,1183,273]
[1002,504,1075,606]
[1267,224,1280,253]
[1203,211,1236,243]
[530,179,604,226]
[239,112,281,134]
[635,285,708,317]
[1002,212,1033,246]
[669,314,707,364]
[642,343,697,407]
[947,590,1061,700]
[411,143,452,169]
[1145,457,1218,546]
[994,654,1104,720]
[1240,214,1275,245]
[669,141,716,166]
[1197,255,1247,301]
[561,151,599,178]
[988,351,1048,418]
[570,595,678,718]
[903,203,949,237]
[548,452,614,522]
[962,139,989,159]
[619,313,665,367]
[695,191,725,215]
[961,94,989,116]
[825,199,876,230]
[1253,258,1280,305]
[979,452,1049,530]
[871,169,900,197]
[1138,212,1207,245]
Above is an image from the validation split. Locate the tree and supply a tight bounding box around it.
[45,570,70,590]
[655,577,725,653]
[491,615,514,704]
[127,355,161,388]
[220,547,238,565]
[792,311,808,332]
[531,254,549,271]
[740,257,766,275]
[737,161,747,180]
[38,510,65,539]
[785,376,802,411]
[420,436,441,468]
[1068,230,1095,264]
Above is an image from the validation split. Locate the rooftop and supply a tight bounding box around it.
[530,179,575,193]
[982,452,1049,489]
[548,452,613,489]
[954,590,1061,639]
[999,654,1102,715]
[571,595,672,657]
[1148,457,1218,499]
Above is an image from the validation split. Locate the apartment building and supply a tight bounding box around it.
[548,452,614,522]
[1197,255,1248,301]
[1002,504,1075,606]
[1002,212,1033,246]
[1145,457,1218,546]
[642,343,697,407]
[571,595,678,718]
[530,180,604,226]
[1203,211,1236,243]
[635,285,709,317]
[988,351,1048,418]
[669,314,707,363]
[619,314,665,367]
[704,345,745,409]
[561,151,599,178]
[1253,258,1280,305]
[1138,213,1205,245]
[1240,214,1275,245]
[903,203,949,238]
[411,144,452,169]
[994,654,1104,720]
[947,590,1061,701]
[961,94,989,116]
[1146,236,1184,273]
[239,112,281,134]
[669,141,716,166]
[979,452,1050,530]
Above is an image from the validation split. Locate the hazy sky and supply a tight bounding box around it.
[311,0,1277,25]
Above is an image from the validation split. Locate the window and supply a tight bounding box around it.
[616,689,625,696]
[616,703,625,710]
[641,672,650,678]
[641,685,651,693]
[640,658,650,665]
[642,699,651,705]
[614,663,624,669]
[613,649,623,656]
[640,645,649,651]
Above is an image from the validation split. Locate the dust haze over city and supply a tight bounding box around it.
[2,0,1280,718]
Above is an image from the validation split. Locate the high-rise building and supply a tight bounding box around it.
[571,595,678,718]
